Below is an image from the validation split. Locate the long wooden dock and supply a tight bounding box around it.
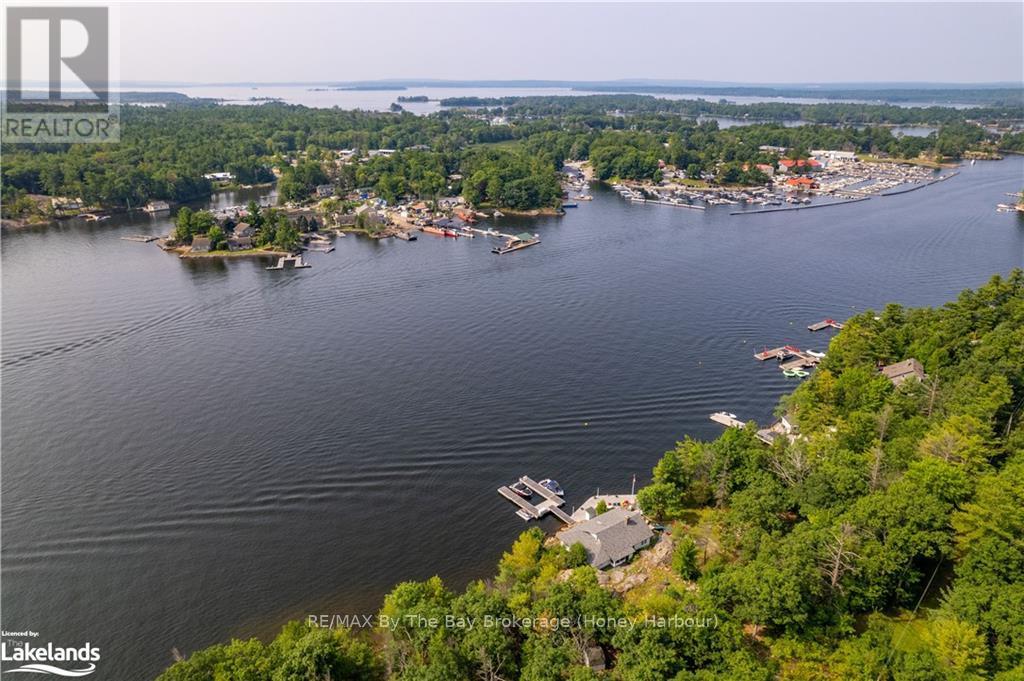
[730,196,870,216]
[497,476,572,524]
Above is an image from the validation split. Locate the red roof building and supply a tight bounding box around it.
[778,158,822,172]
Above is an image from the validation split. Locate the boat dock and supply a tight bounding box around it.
[729,196,870,216]
[266,255,311,270]
[498,476,573,524]
[754,345,821,370]
[808,319,844,331]
[121,234,158,242]
[710,412,745,428]
[754,345,800,361]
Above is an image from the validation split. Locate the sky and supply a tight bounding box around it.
[22,1,1024,85]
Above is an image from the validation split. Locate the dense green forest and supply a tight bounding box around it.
[157,271,1024,681]
[2,97,1020,217]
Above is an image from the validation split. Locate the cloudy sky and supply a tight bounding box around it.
[67,1,1024,84]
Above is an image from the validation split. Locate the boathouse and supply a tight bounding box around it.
[559,508,653,569]
[190,236,211,253]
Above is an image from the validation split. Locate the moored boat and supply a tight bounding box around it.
[539,479,564,496]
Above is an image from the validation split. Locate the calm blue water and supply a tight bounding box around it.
[2,157,1023,679]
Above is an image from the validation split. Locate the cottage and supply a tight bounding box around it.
[227,236,253,251]
[144,200,170,213]
[190,236,211,253]
[881,358,926,386]
[233,222,255,237]
[559,508,654,569]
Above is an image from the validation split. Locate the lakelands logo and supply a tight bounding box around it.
[2,4,120,143]
[0,636,100,677]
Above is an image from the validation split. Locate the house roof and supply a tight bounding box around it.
[779,159,821,168]
[786,177,816,186]
[559,508,653,568]
[881,358,926,384]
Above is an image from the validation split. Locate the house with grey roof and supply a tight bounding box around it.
[559,508,654,569]
[881,358,926,387]
[189,236,211,253]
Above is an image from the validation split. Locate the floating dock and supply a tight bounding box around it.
[121,235,158,242]
[754,345,801,361]
[730,196,870,216]
[710,412,745,428]
[808,319,844,332]
[754,345,821,370]
[266,255,311,270]
[498,476,572,524]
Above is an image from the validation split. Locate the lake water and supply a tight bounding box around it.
[2,157,1023,679]
[126,84,977,113]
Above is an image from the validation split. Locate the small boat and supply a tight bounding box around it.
[782,369,800,377]
[510,481,532,499]
[457,229,476,238]
[539,479,564,496]
[443,229,459,238]
[492,210,505,217]
[794,369,810,377]
[562,202,578,208]
[577,195,593,201]
[806,350,826,359]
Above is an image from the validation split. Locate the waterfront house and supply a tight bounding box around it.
[233,222,255,237]
[227,236,252,251]
[190,236,211,253]
[144,200,171,213]
[881,358,926,386]
[559,508,654,569]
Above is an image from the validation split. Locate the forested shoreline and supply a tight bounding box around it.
[157,272,1024,681]
[2,96,1022,221]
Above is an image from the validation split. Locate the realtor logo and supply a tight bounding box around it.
[6,7,109,102]
[2,5,120,142]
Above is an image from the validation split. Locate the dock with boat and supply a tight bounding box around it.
[808,318,845,331]
[498,476,572,524]
[710,411,745,428]
[492,232,540,255]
